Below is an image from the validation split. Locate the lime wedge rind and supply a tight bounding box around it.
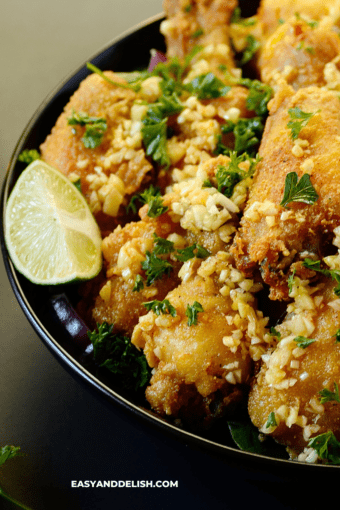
[4,160,102,285]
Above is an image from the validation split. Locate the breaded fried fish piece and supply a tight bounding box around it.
[232,81,340,300]
[257,0,340,38]
[258,16,340,90]
[132,251,268,427]
[248,276,340,459]
[40,72,153,232]
[161,0,237,78]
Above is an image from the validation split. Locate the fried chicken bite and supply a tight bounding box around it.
[161,0,237,79]
[132,251,268,427]
[257,0,340,39]
[40,72,153,233]
[232,81,340,300]
[248,275,340,460]
[258,15,340,91]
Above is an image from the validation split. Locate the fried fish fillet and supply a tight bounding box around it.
[232,81,340,299]
[132,252,267,427]
[257,0,340,38]
[257,15,340,90]
[161,0,237,78]
[248,276,340,456]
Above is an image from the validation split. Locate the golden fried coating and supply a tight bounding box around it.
[40,72,153,232]
[257,0,340,38]
[232,82,340,299]
[248,277,340,456]
[132,261,258,426]
[258,16,340,90]
[89,213,183,336]
[161,0,237,78]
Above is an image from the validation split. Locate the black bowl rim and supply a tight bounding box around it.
[1,12,338,473]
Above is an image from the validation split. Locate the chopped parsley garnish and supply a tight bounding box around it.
[270,327,281,340]
[18,148,40,164]
[191,28,204,38]
[239,35,260,65]
[231,7,257,26]
[67,109,107,148]
[133,274,144,292]
[280,172,318,208]
[143,299,177,317]
[217,117,264,156]
[141,117,171,168]
[287,106,320,140]
[293,336,316,349]
[141,250,173,286]
[127,185,168,218]
[303,258,340,296]
[87,322,151,391]
[186,301,204,326]
[287,268,296,293]
[319,383,340,404]
[175,243,211,262]
[152,233,175,255]
[294,12,319,29]
[238,78,273,117]
[265,411,277,429]
[185,72,230,100]
[308,431,340,464]
[86,62,136,90]
[334,329,340,343]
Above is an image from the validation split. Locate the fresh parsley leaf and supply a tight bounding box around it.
[143,299,177,316]
[86,62,136,90]
[67,109,107,149]
[141,250,173,286]
[152,234,175,255]
[287,268,296,293]
[142,117,170,167]
[185,73,231,100]
[175,243,211,262]
[186,301,204,326]
[147,195,169,218]
[265,411,277,429]
[294,336,316,349]
[238,78,273,117]
[302,258,340,296]
[334,329,340,343]
[127,186,168,218]
[319,383,340,404]
[218,117,264,156]
[287,106,320,140]
[88,322,151,391]
[133,274,144,292]
[18,149,40,164]
[280,172,319,208]
[191,28,204,38]
[308,431,340,464]
[239,35,260,65]
[270,327,281,340]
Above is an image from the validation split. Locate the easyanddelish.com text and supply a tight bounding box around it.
[71,480,179,489]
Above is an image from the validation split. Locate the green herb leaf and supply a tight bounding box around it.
[270,327,281,340]
[0,445,22,468]
[280,172,318,208]
[191,28,204,38]
[231,7,257,26]
[218,117,264,156]
[294,336,316,349]
[175,243,211,262]
[141,251,173,286]
[239,35,260,65]
[334,329,340,343]
[265,411,277,429]
[18,149,40,165]
[88,322,151,390]
[133,274,144,292]
[308,431,340,464]
[186,301,204,326]
[302,257,340,296]
[152,234,175,255]
[185,72,231,100]
[287,106,320,140]
[143,299,177,317]
[86,62,136,90]
[287,268,296,293]
[319,383,340,404]
[238,78,273,117]
[67,109,107,148]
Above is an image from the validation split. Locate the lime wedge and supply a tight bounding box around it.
[5,160,102,285]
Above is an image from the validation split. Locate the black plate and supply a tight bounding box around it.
[1,9,338,475]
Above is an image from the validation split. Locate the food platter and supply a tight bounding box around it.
[2,5,340,475]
